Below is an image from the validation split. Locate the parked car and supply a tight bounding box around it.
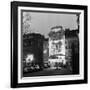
[23,63,43,73]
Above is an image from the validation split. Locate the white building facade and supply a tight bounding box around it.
[48,26,66,68]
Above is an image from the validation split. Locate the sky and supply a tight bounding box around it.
[23,11,78,38]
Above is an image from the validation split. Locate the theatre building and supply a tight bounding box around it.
[48,26,65,69]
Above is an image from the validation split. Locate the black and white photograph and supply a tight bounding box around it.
[11,1,87,88]
[22,11,79,77]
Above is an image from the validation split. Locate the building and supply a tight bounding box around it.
[23,27,79,73]
[65,29,79,74]
[23,33,45,68]
[48,26,66,68]
[43,38,49,63]
[48,26,79,71]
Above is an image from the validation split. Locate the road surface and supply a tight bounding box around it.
[23,68,72,77]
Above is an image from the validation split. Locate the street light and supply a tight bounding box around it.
[26,54,34,63]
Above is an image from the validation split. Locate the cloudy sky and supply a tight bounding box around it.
[23,11,78,37]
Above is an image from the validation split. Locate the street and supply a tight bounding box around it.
[23,68,72,77]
